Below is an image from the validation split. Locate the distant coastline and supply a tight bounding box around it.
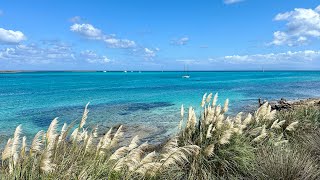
[1,70,320,73]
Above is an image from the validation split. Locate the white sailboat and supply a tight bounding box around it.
[182,65,190,78]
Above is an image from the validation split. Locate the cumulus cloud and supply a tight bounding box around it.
[0,42,75,64]
[70,23,136,49]
[224,0,244,4]
[171,37,189,46]
[144,48,156,58]
[0,41,112,66]
[70,23,102,39]
[104,38,136,48]
[80,50,111,64]
[217,50,320,64]
[0,28,26,44]
[270,5,320,46]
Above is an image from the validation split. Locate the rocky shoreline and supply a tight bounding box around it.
[260,98,320,111]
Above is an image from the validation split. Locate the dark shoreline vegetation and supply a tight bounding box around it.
[1,93,320,179]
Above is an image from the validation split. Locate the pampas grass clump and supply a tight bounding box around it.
[0,91,319,179]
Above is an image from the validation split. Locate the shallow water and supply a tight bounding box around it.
[1,71,320,143]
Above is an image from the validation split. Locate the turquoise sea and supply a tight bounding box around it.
[1,71,320,143]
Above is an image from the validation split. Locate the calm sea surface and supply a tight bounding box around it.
[0,71,320,142]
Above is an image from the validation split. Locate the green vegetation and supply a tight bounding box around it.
[1,93,320,179]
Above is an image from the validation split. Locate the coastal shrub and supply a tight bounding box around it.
[276,106,320,135]
[1,92,318,180]
[253,144,320,180]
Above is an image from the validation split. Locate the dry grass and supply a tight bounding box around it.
[1,92,319,179]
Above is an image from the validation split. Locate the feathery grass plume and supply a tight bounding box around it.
[206,93,213,103]
[70,128,79,142]
[215,105,221,115]
[109,146,129,161]
[85,134,93,152]
[160,145,200,169]
[212,93,218,107]
[2,138,12,160]
[128,135,140,150]
[219,129,233,145]
[179,105,184,130]
[40,146,55,173]
[186,107,196,131]
[252,125,268,143]
[110,125,124,148]
[58,123,67,144]
[277,120,286,126]
[77,129,87,142]
[223,99,229,113]
[255,102,268,121]
[268,109,277,120]
[100,127,113,150]
[201,93,207,107]
[206,124,213,138]
[135,151,158,175]
[190,109,197,129]
[285,121,299,131]
[234,112,243,125]
[20,136,27,157]
[204,108,214,125]
[215,114,224,129]
[80,102,90,129]
[242,113,252,125]
[30,130,44,155]
[136,162,161,176]
[225,116,233,128]
[46,117,58,145]
[125,142,148,171]
[204,144,215,157]
[11,125,22,160]
[140,151,157,165]
[13,152,19,167]
[249,126,262,136]
[270,119,279,129]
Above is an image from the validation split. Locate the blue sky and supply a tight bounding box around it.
[0,0,320,70]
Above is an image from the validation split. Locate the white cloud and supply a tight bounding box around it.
[270,5,320,46]
[70,23,137,49]
[219,50,320,64]
[224,0,244,5]
[171,36,189,45]
[80,50,111,64]
[0,28,26,44]
[104,38,136,48]
[0,42,75,64]
[0,41,112,65]
[70,23,102,39]
[144,48,156,58]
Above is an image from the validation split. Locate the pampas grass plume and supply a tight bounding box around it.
[286,121,299,131]
[80,102,90,129]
